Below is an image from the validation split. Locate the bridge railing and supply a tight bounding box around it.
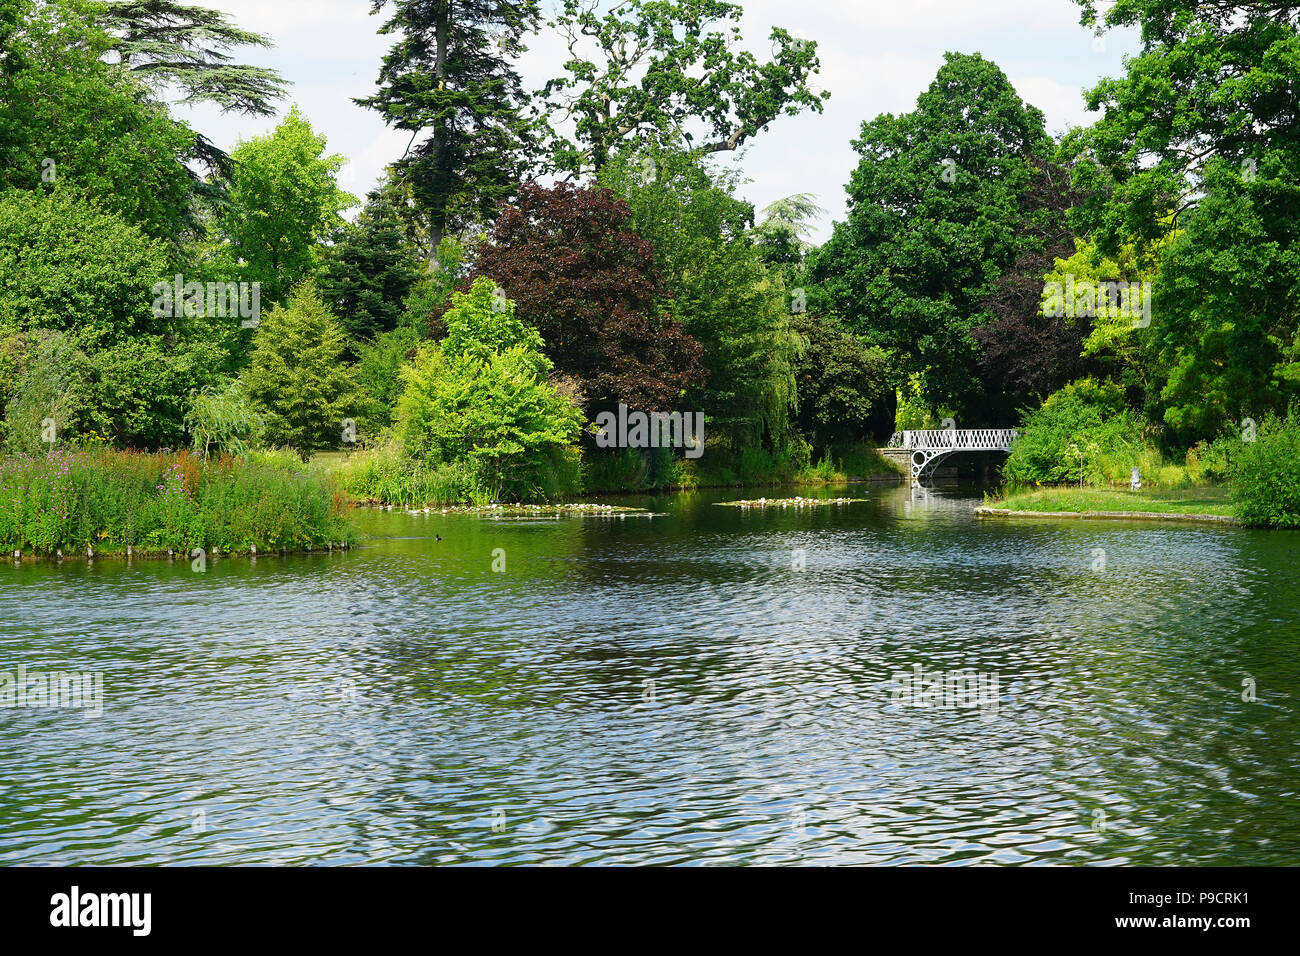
[902,429,1017,451]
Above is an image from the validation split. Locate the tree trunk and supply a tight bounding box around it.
[429,0,450,268]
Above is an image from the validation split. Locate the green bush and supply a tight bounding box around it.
[1004,378,1145,486]
[1230,413,1300,528]
[185,379,265,457]
[393,279,584,502]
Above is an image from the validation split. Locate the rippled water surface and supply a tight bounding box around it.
[2,483,1299,865]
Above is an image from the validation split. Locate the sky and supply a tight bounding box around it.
[173,0,1140,244]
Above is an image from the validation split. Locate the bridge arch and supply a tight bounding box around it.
[887,429,1018,482]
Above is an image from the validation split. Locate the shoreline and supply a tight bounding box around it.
[975,506,1240,526]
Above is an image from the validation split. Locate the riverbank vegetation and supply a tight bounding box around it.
[0,448,355,557]
[2,1,1297,527]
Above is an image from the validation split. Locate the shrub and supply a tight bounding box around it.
[1003,378,1144,486]
[393,279,585,502]
[185,379,265,457]
[1230,413,1300,528]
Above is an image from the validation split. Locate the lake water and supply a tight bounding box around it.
[2,483,1298,865]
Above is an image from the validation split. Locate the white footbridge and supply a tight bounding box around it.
[887,429,1018,482]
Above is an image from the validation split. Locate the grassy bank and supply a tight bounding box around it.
[985,485,1235,518]
[0,448,357,557]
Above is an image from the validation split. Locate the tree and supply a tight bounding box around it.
[972,156,1103,417]
[242,283,361,457]
[601,149,799,449]
[396,277,584,500]
[470,181,705,412]
[0,0,197,239]
[541,0,828,174]
[1070,0,1300,254]
[0,189,232,449]
[0,190,173,347]
[318,175,424,346]
[184,378,264,457]
[1073,0,1300,443]
[810,52,1053,420]
[791,312,893,452]
[218,107,357,304]
[359,0,540,257]
[98,0,289,180]
[1151,159,1300,440]
[754,193,824,278]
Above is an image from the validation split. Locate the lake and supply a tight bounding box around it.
[2,482,1298,865]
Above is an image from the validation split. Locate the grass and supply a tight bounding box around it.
[0,447,357,557]
[987,485,1234,517]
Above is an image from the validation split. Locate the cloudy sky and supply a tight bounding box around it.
[174,0,1139,243]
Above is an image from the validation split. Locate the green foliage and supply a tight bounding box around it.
[1230,412,1300,529]
[100,1,287,116]
[1067,1,1300,449]
[337,442,493,507]
[0,190,173,347]
[810,52,1052,416]
[541,0,828,173]
[601,148,798,449]
[755,193,825,278]
[185,379,264,457]
[791,312,893,452]
[1152,158,1300,441]
[439,276,544,365]
[400,237,467,335]
[355,326,420,433]
[2,332,92,455]
[318,175,423,345]
[242,283,361,457]
[0,447,356,555]
[394,279,584,501]
[218,107,357,304]
[359,0,540,250]
[1003,378,1143,486]
[1,327,221,453]
[0,0,197,239]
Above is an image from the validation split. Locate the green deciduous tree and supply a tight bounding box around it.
[601,149,798,450]
[0,189,172,347]
[242,283,361,457]
[218,107,357,305]
[1073,1,1300,444]
[0,0,197,239]
[184,378,265,457]
[791,312,893,452]
[810,52,1052,421]
[396,277,584,500]
[542,0,827,174]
